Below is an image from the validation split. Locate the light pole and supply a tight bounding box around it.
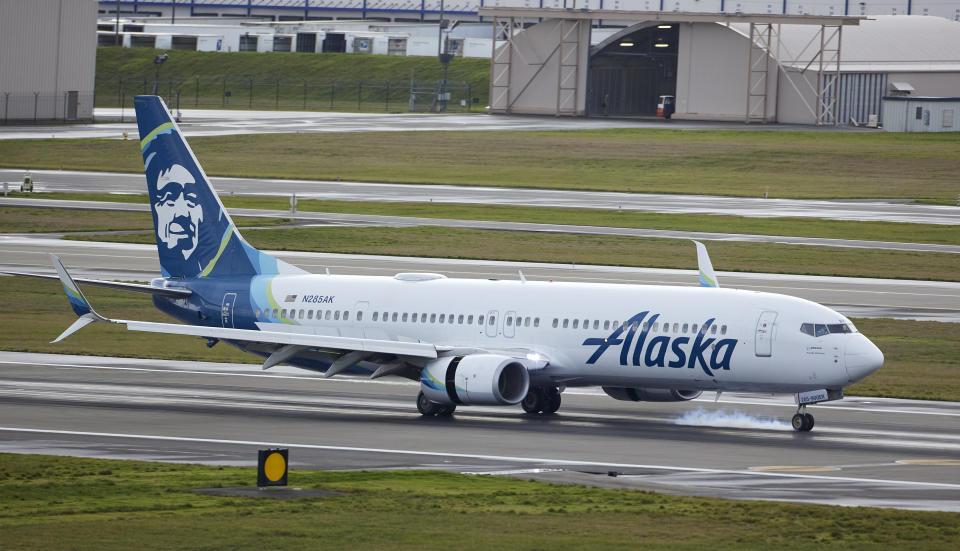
[152,54,169,95]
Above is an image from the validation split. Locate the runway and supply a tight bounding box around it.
[1,352,958,511]
[3,168,958,225]
[4,196,957,254]
[2,236,959,322]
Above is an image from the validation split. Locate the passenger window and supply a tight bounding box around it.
[255,308,262,318]
[411,313,418,322]
[334,311,340,321]
[652,322,659,332]
[506,316,513,327]
[307,309,314,320]
[662,323,668,334]
[357,311,362,321]
[468,315,474,324]
[573,319,579,329]
[583,319,589,329]
[402,313,408,322]
[458,315,464,324]
[562,319,569,329]
[430,313,436,323]
[392,313,398,322]
[272,309,279,318]
[478,315,484,325]
[372,312,378,321]
[525,317,531,327]
[682,323,688,333]
[344,311,350,321]
[721,325,727,335]
[489,315,496,325]
[281,309,287,318]
[534,318,540,328]
[711,325,717,334]
[593,320,599,330]
[552,318,559,328]
[421,313,427,323]
[673,323,679,333]
[439,314,445,323]
[603,320,610,330]
[325,311,332,320]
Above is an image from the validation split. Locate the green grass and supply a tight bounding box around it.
[70,225,960,282]
[0,206,294,233]
[1,276,957,401]
[3,130,960,201]
[6,192,959,246]
[1,454,957,550]
[96,47,490,111]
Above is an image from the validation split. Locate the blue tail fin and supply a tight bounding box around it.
[134,96,305,279]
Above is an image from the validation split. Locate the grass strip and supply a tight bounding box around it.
[1,276,956,401]
[0,206,294,234]
[2,128,959,201]
[6,192,959,246]
[69,225,960,282]
[1,454,958,550]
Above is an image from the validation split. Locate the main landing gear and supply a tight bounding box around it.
[791,404,815,432]
[521,386,562,415]
[416,391,456,417]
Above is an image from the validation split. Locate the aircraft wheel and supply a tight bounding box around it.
[436,404,456,417]
[521,387,544,414]
[792,413,815,432]
[417,392,440,416]
[542,387,562,414]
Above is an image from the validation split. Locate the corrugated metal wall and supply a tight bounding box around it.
[0,0,97,121]
[839,73,888,126]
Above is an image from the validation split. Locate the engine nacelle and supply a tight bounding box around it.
[421,354,530,406]
[602,387,702,402]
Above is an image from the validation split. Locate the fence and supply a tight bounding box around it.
[0,91,96,124]
[98,74,479,115]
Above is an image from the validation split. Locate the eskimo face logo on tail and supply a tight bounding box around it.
[153,164,203,261]
[582,311,737,376]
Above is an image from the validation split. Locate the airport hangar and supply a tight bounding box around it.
[482,8,960,125]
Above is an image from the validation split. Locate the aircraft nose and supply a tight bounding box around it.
[845,334,884,383]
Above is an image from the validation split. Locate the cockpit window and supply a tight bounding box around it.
[801,322,852,337]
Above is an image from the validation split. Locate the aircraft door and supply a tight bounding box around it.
[221,292,238,328]
[504,310,517,338]
[486,310,498,337]
[755,311,778,357]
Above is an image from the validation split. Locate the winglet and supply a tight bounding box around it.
[691,241,720,288]
[50,254,111,342]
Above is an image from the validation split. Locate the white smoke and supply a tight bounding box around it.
[673,407,792,431]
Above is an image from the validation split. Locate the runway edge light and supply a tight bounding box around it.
[257,448,289,488]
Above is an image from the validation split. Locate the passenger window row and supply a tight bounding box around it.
[552,318,727,335]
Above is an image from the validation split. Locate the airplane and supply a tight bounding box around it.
[26,95,884,432]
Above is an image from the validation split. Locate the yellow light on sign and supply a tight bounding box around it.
[657,25,673,29]
[257,448,288,487]
[619,41,634,47]
[654,43,670,48]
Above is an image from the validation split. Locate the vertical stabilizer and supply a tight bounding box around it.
[692,240,720,288]
[134,95,305,279]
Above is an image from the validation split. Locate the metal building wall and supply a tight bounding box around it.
[838,73,888,126]
[0,0,98,122]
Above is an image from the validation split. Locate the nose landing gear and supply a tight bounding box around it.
[791,404,815,432]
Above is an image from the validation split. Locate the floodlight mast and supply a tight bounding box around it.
[152,54,169,95]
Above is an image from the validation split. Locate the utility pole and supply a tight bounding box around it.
[115,0,120,46]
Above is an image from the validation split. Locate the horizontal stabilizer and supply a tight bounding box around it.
[2,270,192,298]
[51,314,97,344]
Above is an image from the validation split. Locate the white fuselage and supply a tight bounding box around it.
[244,273,882,393]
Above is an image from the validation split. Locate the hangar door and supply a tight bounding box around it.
[588,25,678,117]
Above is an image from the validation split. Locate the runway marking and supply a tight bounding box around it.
[2,426,960,490]
[749,465,841,472]
[896,459,960,466]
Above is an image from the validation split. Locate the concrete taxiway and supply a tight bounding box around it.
[2,168,958,225]
[3,196,957,254]
[2,236,959,322]
[0,108,849,141]
[1,353,958,511]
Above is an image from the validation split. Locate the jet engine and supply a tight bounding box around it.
[420,354,530,406]
[602,387,702,402]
